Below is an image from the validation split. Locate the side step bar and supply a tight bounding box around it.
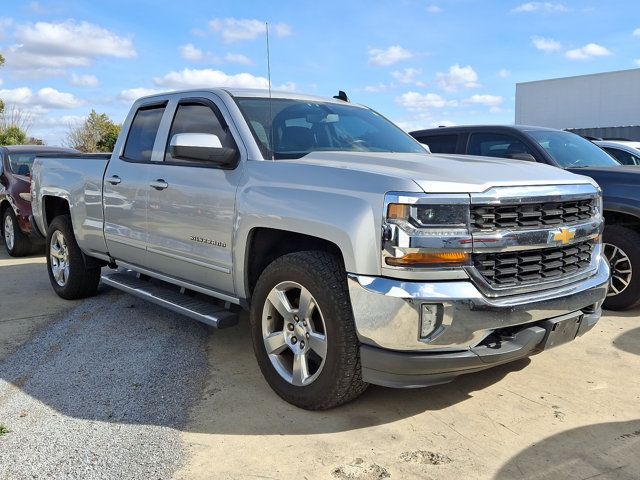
[101,270,238,328]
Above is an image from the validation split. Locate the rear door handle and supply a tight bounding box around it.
[107,175,121,185]
[150,179,169,191]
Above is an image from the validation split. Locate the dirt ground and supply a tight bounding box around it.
[1,244,639,480]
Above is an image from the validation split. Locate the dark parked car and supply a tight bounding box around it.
[410,125,640,311]
[0,145,78,256]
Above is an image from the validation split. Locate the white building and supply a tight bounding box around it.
[515,68,640,140]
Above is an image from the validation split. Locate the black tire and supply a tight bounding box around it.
[250,251,368,410]
[46,214,101,300]
[3,208,32,257]
[602,225,640,311]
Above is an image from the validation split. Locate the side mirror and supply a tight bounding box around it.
[169,133,238,167]
[508,153,536,162]
[420,143,432,153]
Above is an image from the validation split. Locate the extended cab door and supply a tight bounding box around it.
[144,96,243,296]
[103,102,166,267]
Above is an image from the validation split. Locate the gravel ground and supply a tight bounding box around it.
[0,286,209,480]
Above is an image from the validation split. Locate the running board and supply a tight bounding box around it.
[101,270,238,328]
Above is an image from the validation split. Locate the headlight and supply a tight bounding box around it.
[387,203,469,230]
[383,193,472,269]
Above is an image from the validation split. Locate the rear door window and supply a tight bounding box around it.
[468,133,536,159]
[414,134,458,154]
[123,105,166,162]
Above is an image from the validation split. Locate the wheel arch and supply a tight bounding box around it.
[242,227,345,302]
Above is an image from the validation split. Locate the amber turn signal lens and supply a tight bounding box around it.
[387,203,409,220]
[386,252,469,267]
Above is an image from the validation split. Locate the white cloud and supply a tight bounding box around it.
[118,87,167,103]
[512,2,568,13]
[531,36,562,52]
[498,69,511,78]
[364,83,394,93]
[208,18,291,43]
[180,43,204,62]
[391,68,425,86]
[464,94,504,106]
[634,28,640,37]
[436,64,479,92]
[225,53,252,65]
[69,73,99,87]
[153,68,294,91]
[635,59,640,66]
[4,20,136,72]
[179,44,252,65]
[426,5,443,13]
[0,86,84,109]
[566,43,612,60]
[368,46,413,67]
[397,91,458,111]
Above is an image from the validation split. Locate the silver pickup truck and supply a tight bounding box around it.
[31,89,610,409]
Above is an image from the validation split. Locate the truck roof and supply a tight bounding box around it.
[136,88,356,106]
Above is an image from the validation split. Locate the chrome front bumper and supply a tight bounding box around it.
[348,256,610,353]
[348,256,609,388]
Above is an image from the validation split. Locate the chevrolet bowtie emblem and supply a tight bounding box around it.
[553,228,576,245]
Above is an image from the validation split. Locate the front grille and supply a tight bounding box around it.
[473,241,594,288]
[471,199,595,231]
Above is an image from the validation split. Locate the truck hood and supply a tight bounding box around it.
[285,152,595,193]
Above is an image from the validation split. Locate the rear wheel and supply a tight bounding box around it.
[602,225,640,311]
[250,251,368,410]
[3,208,32,257]
[46,215,101,300]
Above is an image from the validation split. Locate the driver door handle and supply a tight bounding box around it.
[150,179,169,191]
[107,175,121,185]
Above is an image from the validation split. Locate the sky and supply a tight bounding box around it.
[0,0,639,145]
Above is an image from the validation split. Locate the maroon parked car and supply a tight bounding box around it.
[1,145,78,256]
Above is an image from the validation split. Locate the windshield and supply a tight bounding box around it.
[235,98,425,159]
[8,153,37,176]
[527,130,620,168]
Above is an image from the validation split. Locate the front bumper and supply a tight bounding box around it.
[348,256,610,388]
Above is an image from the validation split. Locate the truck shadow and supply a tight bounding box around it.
[0,272,531,435]
[612,326,640,356]
[494,419,640,479]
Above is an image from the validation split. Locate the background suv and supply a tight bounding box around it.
[410,125,640,311]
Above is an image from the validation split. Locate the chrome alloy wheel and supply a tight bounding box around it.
[50,230,70,287]
[4,214,15,251]
[262,281,328,386]
[604,242,633,297]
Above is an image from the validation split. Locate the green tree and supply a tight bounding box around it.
[66,110,121,152]
[0,125,28,145]
[0,106,33,146]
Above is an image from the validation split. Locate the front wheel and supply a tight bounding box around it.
[250,251,368,410]
[602,225,640,311]
[46,215,101,300]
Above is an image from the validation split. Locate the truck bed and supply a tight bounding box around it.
[31,154,111,258]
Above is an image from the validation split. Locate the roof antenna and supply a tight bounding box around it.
[333,90,349,102]
[266,22,275,161]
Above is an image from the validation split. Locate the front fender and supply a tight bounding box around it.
[234,185,383,299]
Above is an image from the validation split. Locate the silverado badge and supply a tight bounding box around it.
[190,235,227,248]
